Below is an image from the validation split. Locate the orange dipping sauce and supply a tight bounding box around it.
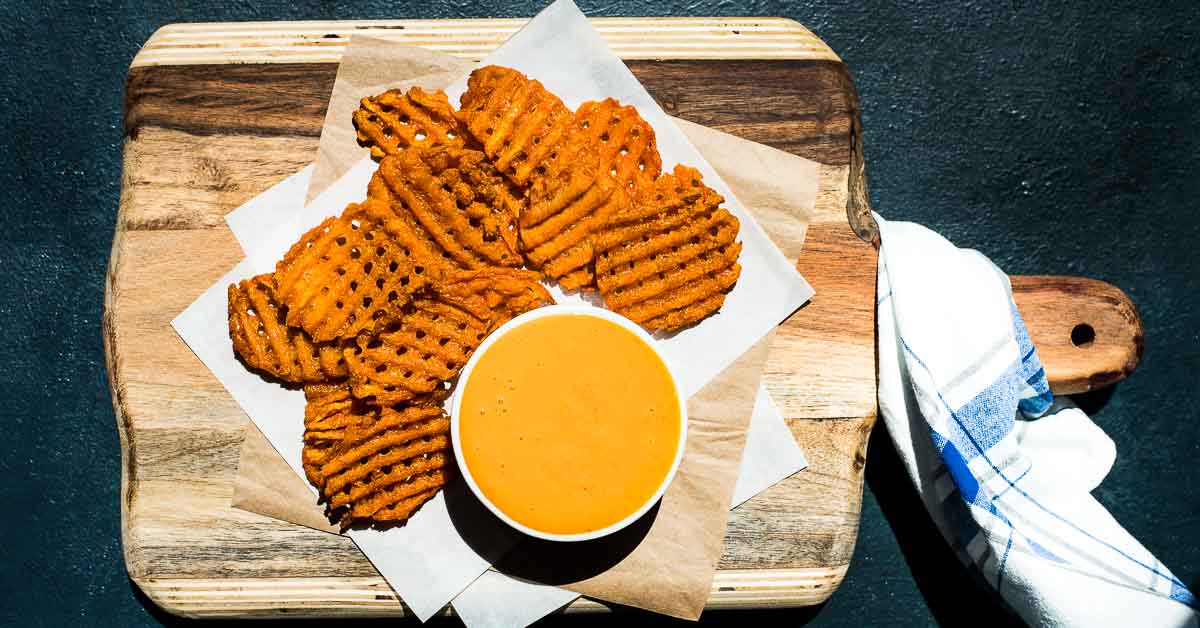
[458,313,682,537]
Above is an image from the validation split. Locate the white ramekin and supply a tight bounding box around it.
[449,304,688,542]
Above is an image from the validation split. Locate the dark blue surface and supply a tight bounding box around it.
[1,1,1197,626]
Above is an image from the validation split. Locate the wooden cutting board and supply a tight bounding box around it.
[106,17,1143,619]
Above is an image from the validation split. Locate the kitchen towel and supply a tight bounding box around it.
[875,212,1198,627]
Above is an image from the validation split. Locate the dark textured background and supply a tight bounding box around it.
[1,1,1196,626]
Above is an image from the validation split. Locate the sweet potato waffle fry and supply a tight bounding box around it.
[524,99,662,290]
[228,65,745,528]
[301,383,362,488]
[434,267,554,323]
[576,99,662,196]
[344,268,551,405]
[353,87,468,160]
[274,147,526,345]
[459,68,670,290]
[368,147,523,268]
[272,204,447,343]
[342,299,467,406]
[228,274,347,382]
[595,165,742,332]
[457,66,576,187]
[318,405,452,529]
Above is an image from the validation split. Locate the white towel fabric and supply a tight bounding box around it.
[874,213,1198,627]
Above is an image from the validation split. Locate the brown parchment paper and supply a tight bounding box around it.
[232,34,819,620]
[306,37,473,204]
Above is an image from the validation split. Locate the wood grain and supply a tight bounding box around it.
[106,18,1142,619]
[131,18,841,67]
[1010,276,1142,394]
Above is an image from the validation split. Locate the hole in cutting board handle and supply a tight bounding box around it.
[1071,323,1096,348]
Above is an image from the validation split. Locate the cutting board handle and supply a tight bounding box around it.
[1009,275,1143,394]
